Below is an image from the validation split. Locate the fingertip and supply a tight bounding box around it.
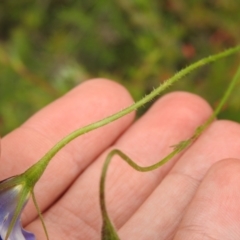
[206,158,240,187]
[23,78,135,139]
[174,157,240,240]
[144,91,213,133]
[159,91,213,117]
[67,78,134,107]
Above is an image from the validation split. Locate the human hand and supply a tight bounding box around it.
[2,79,240,239]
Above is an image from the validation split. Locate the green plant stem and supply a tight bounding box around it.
[197,62,240,133]
[31,190,49,240]
[99,64,240,238]
[24,45,240,186]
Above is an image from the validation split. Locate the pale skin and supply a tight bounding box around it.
[1,79,240,239]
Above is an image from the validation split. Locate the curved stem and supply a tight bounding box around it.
[100,63,240,237]
[31,190,49,240]
[25,46,240,186]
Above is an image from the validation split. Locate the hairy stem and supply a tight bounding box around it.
[100,63,240,238]
[26,46,240,185]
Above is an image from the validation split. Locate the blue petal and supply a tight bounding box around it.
[0,185,23,220]
[3,218,35,240]
[0,210,35,240]
[0,185,35,240]
[22,229,35,240]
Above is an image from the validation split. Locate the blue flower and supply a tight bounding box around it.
[0,177,35,240]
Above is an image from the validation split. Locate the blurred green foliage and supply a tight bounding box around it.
[0,0,240,135]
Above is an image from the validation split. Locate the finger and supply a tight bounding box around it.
[102,92,212,227]
[174,158,240,240]
[27,92,212,239]
[121,120,240,239]
[1,79,134,224]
